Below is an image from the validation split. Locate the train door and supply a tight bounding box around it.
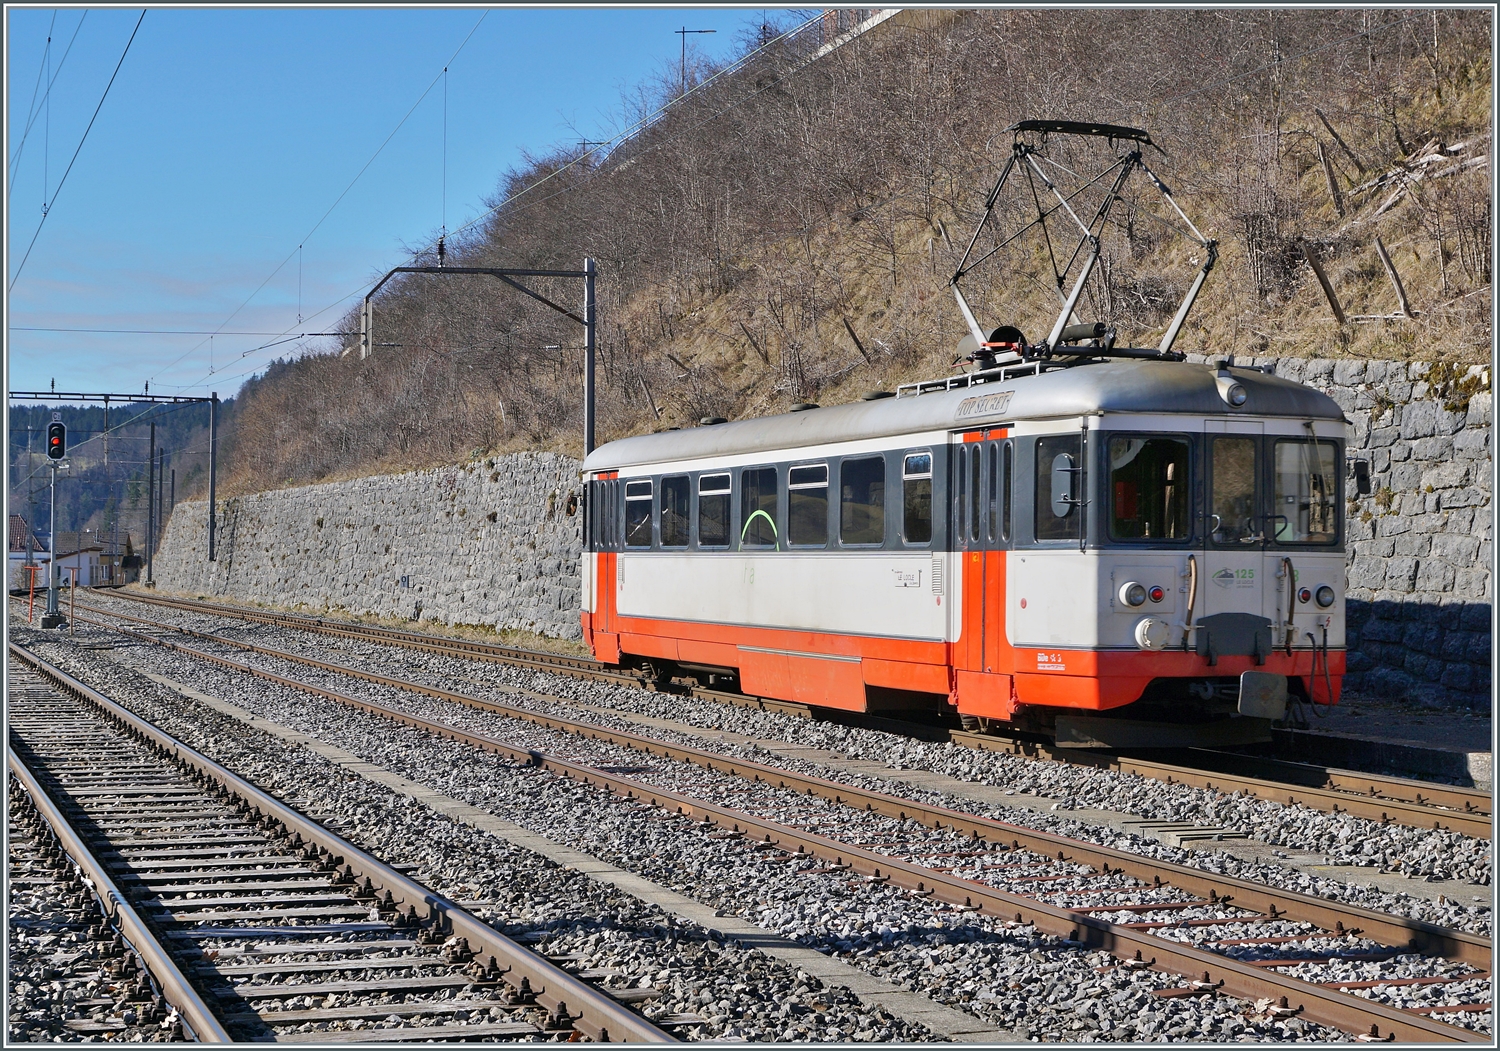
[952,429,1014,718]
[588,472,622,663]
[1199,421,1268,651]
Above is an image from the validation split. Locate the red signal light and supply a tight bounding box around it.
[1148,585,1165,603]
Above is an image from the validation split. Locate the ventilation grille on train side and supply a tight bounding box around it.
[931,557,943,594]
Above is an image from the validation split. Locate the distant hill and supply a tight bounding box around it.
[222,8,1491,493]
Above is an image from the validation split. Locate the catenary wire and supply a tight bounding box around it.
[161,9,1421,396]
[162,11,826,394]
[9,327,308,336]
[9,10,87,179]
[143,9,490,389]
[9,10,146,294]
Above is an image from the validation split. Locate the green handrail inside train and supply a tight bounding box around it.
[741,509,778,546]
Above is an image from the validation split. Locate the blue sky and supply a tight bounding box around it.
[6,5,800,401]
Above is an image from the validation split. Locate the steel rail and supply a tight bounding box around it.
[82,589,814,716]
[957,736,1492,840]
[60,624,1488,1043]
[69,605,1494,971]
[86,590,1487,829]
[9,642,674,1045]
[7,742,233,1043]
[1185,749,1490,814]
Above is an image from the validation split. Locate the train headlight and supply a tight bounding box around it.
[1315,585,1336,608]
[1134,617,1171,650]
[1214,373,1248,407]
[1119,581,1147,607]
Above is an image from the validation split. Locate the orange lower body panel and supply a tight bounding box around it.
[590,610,1344,716]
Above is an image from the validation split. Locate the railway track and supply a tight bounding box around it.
[7,648,674,1044]
[8,768,200,1042]
[25,617,1493,1042]
[73,590,1493,840]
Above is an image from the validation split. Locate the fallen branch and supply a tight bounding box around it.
[1300,241,1346,325]
[1317,140,1346,216]
[1373,237,1414,318]
[1314,108,1366,174]
[841,316,871,363]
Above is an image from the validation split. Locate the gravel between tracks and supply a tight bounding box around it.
[13,635,937,1043]
[77,594,1491,919]
[16,625,1406,1042]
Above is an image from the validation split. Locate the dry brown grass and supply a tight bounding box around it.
[216,8,1491,488]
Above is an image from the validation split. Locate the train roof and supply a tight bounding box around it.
[582,358,1347,473]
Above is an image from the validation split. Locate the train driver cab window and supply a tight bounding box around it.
[788,464,829,546]
[1273,439,1339,544]
[1210,437,1259,544]
[660,475,690,547]
[697,473,731,548]
[1109,436,1190,541]
[902,452,932,545]
[624,480,653,548]
[740,467,779,547]
[1034,435,1081,541]
[841,456,885,545]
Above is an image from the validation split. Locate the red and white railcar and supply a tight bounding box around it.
[580,356,1348,746]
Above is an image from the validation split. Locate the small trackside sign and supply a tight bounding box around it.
[955,390,1014,419]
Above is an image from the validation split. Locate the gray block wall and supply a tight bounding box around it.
[152,453,585,639]
[154,358,1490,707]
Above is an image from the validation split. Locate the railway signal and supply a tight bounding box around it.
[46,419,66,459]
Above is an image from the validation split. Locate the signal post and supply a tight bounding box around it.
[41,415,68,628]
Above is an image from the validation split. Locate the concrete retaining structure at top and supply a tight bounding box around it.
[151,357,1491,710]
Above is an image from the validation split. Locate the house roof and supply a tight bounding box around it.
[8,515,39,553]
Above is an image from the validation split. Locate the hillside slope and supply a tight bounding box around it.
[224,8,1491,492]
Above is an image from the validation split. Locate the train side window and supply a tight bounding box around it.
[624,480,653,548]
[788,463,829,546]
[1110,436,1190,541]
[609,480,620,551]
[902,452,932,545]
[1000,441,1013,542]
[1035,435,1080,541]
[986,444,998,541]
[970,444,982,543]
[660,476,690,547]
[697,473,731,548]
[955,447,968,544]
[841,456,885,545]
[741,467,779,547]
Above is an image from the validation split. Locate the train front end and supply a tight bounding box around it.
[959,359,1350,748]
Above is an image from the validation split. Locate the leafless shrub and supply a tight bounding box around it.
[222,8,1490,490]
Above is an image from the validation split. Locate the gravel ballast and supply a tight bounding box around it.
[21,625,1461,1041]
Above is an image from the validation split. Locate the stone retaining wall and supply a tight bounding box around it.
[154,357,1491,708]
[152,452,585,639]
